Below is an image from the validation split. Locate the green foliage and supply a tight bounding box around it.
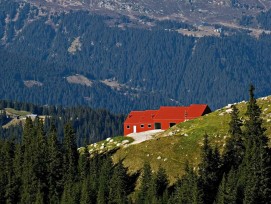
[198,135,222,204]
[173,162,202,204]
[0,99,125,145]
[223,105,244,172]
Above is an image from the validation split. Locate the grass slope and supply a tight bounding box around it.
[87,96,271,183]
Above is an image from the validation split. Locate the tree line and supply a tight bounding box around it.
[0,100,125,145]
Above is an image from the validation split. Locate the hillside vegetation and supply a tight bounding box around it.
[87,96,271,183]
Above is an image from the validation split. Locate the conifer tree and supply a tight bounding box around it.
[34,118,48,201]
[80,176,94,204]
[108,162,128,204]
[47,125,63,203]
[215,169,238,204]
[237,85,271,203]
[63,123,78,183]
[244,84,267,144]
[174,162,202,204]
[21,117,38,204]
[78,147,89,181]
[223,105,244,172]
[198,134,222,204]
[97,157,113,204]
[136,162,155,204]
[154,166,168,199]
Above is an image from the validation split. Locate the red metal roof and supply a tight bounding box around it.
[125,110,158,124]
[125,104,209,123]
[187,104,209,118]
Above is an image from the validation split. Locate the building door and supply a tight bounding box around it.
[133,125,137,133]
[155,123,161,129]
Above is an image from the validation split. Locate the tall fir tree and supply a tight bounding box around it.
[47,125,63,204]
[244,85,267,144]
[136,162,156,204]
[63,123,78,183]
[198,134,222,204]
[97,156,113,204]
[108,162,128,204]
[223,105,244,172]
[154,166,169,200]
[237,85,271,203]
[173,162,202,204]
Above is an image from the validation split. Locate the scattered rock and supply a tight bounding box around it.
[157,156,161,160]
[164,158,167,161]
[106,138,111,141]
[147,154,149,157]
[225,104,232,108]
[23,80,43,88]
[225,108,233,113]
[122,140,129,144]
[66,74,92,87]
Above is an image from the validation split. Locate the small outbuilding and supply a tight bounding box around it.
[124,104,211,136]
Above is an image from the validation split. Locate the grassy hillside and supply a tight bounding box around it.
[87,96,271,184]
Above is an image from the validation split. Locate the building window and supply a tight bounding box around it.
[148,124,151,128]
[169,123,176,127]
[141,124,144,128]
[127,125,130,129]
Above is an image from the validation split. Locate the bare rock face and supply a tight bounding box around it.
[66,74,93,87]
[26,0,271,26]
[23,80,43,88]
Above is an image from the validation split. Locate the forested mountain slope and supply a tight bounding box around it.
[0,100,125,145]
[1,0,271,113]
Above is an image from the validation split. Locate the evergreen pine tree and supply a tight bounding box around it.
[136,162,154,204]
[173,162,202,204]
[223,105,244,172]
[47,125,63,204]
[154,166,168,200]
[78,147,89,181]
[97,156,113,204]
[198,134,222,204]
[80,176,95,204]
[63,123,78,183]
[237,85,271,203]
[244,84,267,144]
[108,162,128,204]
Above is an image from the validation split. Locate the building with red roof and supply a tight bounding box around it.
[124,104,211,135]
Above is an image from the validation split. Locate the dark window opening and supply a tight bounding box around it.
[155,123,161,129]
[169,123,176,127]
[141,124,144,128]
[127,125,130,129]
[148,124,151,128]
